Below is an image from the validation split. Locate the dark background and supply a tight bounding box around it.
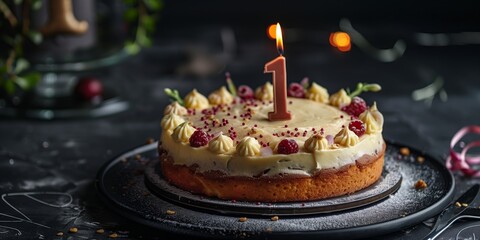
[0,0,480,239]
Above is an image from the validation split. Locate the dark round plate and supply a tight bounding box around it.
[95,141,455,239]
[144,159,402,216]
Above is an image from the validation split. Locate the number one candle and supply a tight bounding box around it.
[264,23,292,121]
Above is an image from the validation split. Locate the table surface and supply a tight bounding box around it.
[1,22,480,239]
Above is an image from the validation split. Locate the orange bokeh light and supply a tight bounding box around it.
[267,24,276,39]
[329,32,351,52]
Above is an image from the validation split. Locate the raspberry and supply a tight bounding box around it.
[287,83,305,98]
[277,139,299,154]
[349,120,366,137]
[75,77,103,100]
[189,130,210,147]
[237,85,254,99]
[341,97,367,117]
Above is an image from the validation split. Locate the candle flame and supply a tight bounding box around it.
[276,23,284,55]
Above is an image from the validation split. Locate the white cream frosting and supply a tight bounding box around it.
[209,134,234,154]
[369,102,384,128]
[172,122,196,143]
[160,97,384,177]
[329,89,351,107]
[359,108,382,134]
[306,82,329,103]
[334,127,359,147]
[184,89,209,110]
[208,86,234,105]
[161,113,185,134]
[236,137,261,156]
[164,102,188,115]
[255,82,274,101]
[304,134,329,152]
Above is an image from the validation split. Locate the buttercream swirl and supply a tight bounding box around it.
[255,82,274,101]
[184,89,209,110]
[369,102,384,127]
[161,113,185,133]
[208,134,234,154]
[359,109,381,134]
[236,136,261,156]
[329,89,351,107]
[164,101,188,115]
[304,134,329,152]
[172,122,196,143]
[334,127,359,147]
[306,82,329,103]
[208,86,234,105]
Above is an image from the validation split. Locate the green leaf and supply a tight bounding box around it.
[32,0,42,10]
[225,73,237,96]
[124,8,138,22]
[2,36,14,45]
[28,31,43,44]
[0,63,7,74]
[164,88,184,105]
[143,0,163,11]
[15,76,29,89]
[141,15,155,32]
[136,27,152,47]
[14,58,29,74]
[348,82,382,98]
[5,79,15,95]
[19,72,41,90]
[124,42,141,55]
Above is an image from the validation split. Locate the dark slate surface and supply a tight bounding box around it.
[1,23,480,239]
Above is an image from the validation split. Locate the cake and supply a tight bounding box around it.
[159,80,385,202]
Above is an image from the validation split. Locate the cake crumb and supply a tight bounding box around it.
[455,202,462,207]
[414,180,427,189]
[56,232,63,236]
[109,232,118,238]
[271,216,279,221]
[417,156,425,164]
[400,147,410,156]
[239,217,248,222]
[166,210,176,215]
[96,228,105,234]
[68,227,78,233]
[146,138,155,144]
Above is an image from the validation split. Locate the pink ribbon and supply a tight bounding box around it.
[446,125,480,177]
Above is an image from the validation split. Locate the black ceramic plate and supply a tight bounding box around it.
[144,160,402,216]
[96,141,455,239]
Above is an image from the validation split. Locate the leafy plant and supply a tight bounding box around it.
[0,0,42,96]
[123,0,163,55]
